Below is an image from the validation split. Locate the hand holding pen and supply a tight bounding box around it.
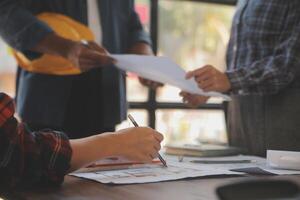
[128,114,168,167]
[114,126,164,164]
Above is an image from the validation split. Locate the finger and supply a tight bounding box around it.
[79,57,106,70]
[186,70,198,79]
[183,93,195,101]
[203,85,217,92]
[79,63,98,72]
[145,80,152,86]
[186,98,200,108]
[184,95,203,108]
[182,95,194,104]
[140,79,163,89]
[151,81,163,87]
[139,78,150,86]
[182,95,190,103]
[154,143,161,151]
[155,82,164,87]
[198,79,214,90]
[154,132,164,142]
[149,82,159,88]
[157,82,164,87]
[139,77,146,82]
[79,58,102,66]
[81,49,114,64]
[195,71,214,83]
[179,91,190,97]
[150,152,159,160]
[185,65,213,79]
[149,148,159,158]
[87,41,109,55]
[186,69,205,79]
[149,82,161,89]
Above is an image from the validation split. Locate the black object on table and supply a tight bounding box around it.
[217,179,300,200]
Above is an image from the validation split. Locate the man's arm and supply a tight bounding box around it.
[0,0,113,72]
[185,3,300,95]
[225,3,300,95]
[127,1,152,49]
[127,2,163,89]
[0,93,163,188]
[128,42,163,89]
[32,34,114,72]
[0,0,53,51]
[0,93,72,187]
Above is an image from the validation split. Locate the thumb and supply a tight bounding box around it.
[185,71,195,79]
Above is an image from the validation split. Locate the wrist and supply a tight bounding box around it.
[225,70,245,93]
[70,132,117,171]
[224,75,232,93]
[90,132,119,158]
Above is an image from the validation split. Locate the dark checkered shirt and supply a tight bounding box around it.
[226,0,300,95]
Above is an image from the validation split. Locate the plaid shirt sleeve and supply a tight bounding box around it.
[226,1,300,95]
[0,93,72,188]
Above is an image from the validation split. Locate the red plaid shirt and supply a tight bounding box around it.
[0,93,72,188]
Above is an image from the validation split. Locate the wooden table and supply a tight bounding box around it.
[2,175,300,200]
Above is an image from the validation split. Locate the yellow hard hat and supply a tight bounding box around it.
[12,12,95,75]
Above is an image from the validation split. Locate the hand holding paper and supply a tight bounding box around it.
[186,65,232,93]
[111,54,231,100]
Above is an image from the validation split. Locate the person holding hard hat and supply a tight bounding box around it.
[0,1,162,139]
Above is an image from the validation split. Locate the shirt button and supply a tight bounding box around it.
[233,45,237,52]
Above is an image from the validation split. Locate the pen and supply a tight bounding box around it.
[128,114,168,167]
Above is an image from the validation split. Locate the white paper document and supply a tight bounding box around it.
[70,155,300,185]
[111,54,231,100]
[71,160,241,185]
[167,155,300,175]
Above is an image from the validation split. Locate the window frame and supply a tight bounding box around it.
[129,0,237,128]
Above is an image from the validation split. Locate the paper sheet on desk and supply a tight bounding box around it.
[70,160,242,185]
[111,54,231,101]
[166,155,300,175]
[71,155,300,185]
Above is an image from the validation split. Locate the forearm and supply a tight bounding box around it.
[69,127,164,172]
[69,133,118,172]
